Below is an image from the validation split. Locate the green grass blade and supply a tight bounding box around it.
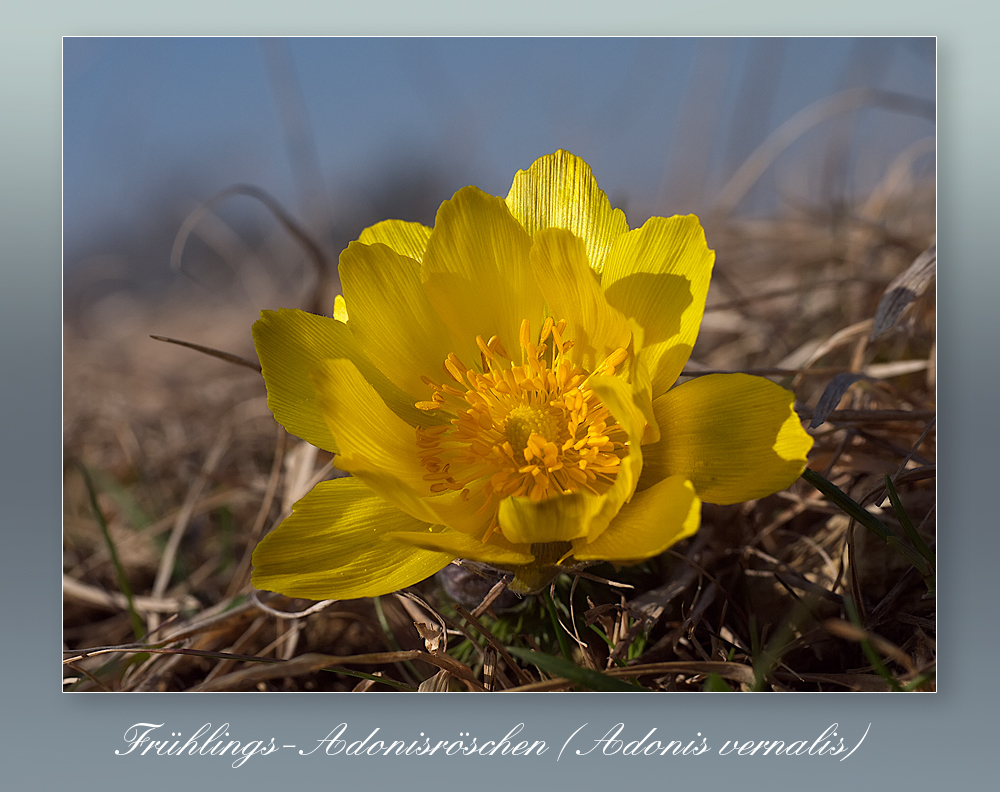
[802,468,890,540]
[317,667,415,690]
[88,468,153,530]
[843,597,903,692]
[802,468,929,574]
[902,668,936,692]
[542,589,573,662]
[704,673,734,692]
[506,647,643,691]
[884,475,936,568]
[75,462,145,641]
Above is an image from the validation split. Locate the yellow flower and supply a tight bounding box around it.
[250,150,813,598]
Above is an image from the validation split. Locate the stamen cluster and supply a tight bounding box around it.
[416,318,630,538]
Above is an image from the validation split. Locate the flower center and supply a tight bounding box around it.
[415,318,630,540]
[504,404,560,461]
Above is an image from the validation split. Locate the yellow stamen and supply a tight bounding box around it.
[416,318,631,544]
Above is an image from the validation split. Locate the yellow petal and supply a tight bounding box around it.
[505,149,629,274]
[529,227,632,373]
[388,530,534,566]
[601,215,714,398]
[421,485,495,537]
[310,358,435,514]
[251,478,453,600]
[583,373,649,538]
[310,358,487,534]
[421,185,544,361]
[572,475,700,562]
[333,294,349,323]
[358,219,432,262]
[628,328,661,445]
[642,373,813,504]
[499,490,602,545]
[339,239,458,399]
[252,308,439,453]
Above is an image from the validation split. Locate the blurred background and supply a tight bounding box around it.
[64,37,934,295]
[63,38,937,691]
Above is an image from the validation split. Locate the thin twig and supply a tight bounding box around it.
[149,335,261,372]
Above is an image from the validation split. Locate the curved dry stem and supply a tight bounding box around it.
[715,88,935,216]
[171,183,332,314]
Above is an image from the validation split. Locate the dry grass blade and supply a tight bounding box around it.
[149,335,262,372]
[199,615,268,686]
[613,661,757,686]
[811,373,869,428]
[798,408,936,425]
[505,661,756,692]
[63,575,199,615]
[824,619,917,674]
[148,425,232,631]
[871,245,936,340]
[226,427,286,596]
[170,183,332,315]
[394,592,448,653]
[192,650,484,692]
[452,603,535,686]
[797,319,874,372]
[152,596,262,643]
[418,670,454,692]
[715,88,934,215]
[865,360,929,378]
[471,577,514,618]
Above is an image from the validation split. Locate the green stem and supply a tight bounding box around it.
[543,589,573,662]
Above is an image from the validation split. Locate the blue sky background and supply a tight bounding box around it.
[63,37,935,278]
